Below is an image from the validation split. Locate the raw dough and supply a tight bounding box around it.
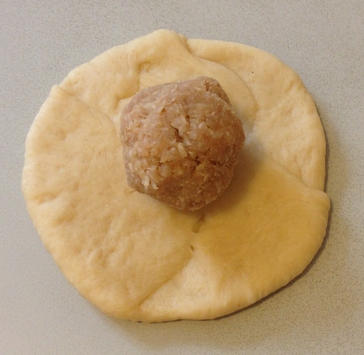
[22,30,330,322]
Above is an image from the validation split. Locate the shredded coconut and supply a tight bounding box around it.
[120,76,244,211]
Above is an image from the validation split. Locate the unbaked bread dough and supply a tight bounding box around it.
[22,29,330,322]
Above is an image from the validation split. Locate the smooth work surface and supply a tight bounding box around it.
[1,1,363,354]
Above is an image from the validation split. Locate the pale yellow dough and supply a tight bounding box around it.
[22,30,330,322]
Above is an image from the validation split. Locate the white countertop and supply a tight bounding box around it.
[1,0,363,354]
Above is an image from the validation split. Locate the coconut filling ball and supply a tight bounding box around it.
[120,76,245,211]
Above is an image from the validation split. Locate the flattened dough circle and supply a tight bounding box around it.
[22,30,330,322]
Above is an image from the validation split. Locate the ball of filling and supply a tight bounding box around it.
[120,76,245,211]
